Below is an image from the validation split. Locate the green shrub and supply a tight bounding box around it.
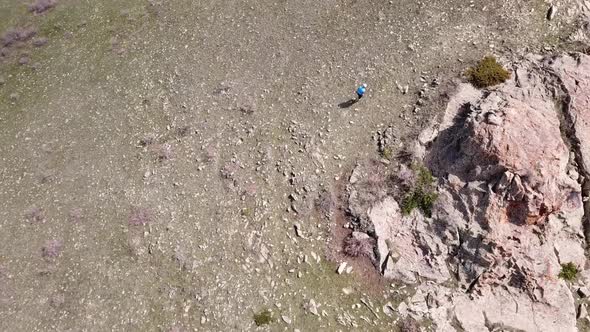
[416,164,435,187]
[401,165,438,217]
[558,262,579,281]
[381,147,394,160]
[466,56,511,88]
[253,309,273,326]
[401,189,438,218]
[241,207,253,217]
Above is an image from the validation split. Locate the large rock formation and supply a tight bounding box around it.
[347,54,590,331]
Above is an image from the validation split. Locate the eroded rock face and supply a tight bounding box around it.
[426,61,579,225]
[555,55,590,171]
[347,54,590,331]
[549,54,590,239]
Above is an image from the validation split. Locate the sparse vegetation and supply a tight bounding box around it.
[139,133,157,147]
[466,56,511,88]
[1,27,37,47]
[29,0,58,14]
[253,309,273,326]
[558,262,579,281]
[241,207,253,217]
[32,37,48,47]
[401,189,438,217]
[401,165,438,217]
[41,239,63,260]
[155,143,172,161]
[68,208,83,223]
[25,207,45,223]
[128,208,152,226]
[400,317,421,332]
[343,234,376,261]
[381,147,394,160]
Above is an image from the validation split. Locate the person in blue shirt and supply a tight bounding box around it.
[356,83,367,100]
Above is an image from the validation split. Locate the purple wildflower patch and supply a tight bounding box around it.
[1,27,37,47]
[68,208,83,223]
[18,56,30,65]
[41,240,63,259]
[29,0,58,14]
[128,208,152,226]
[25,207,45,223]
[32,37,48,47]
[150,143,172,161]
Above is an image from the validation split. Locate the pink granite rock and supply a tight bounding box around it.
[347,54,590,331]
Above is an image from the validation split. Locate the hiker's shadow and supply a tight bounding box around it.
[338,98,357,109]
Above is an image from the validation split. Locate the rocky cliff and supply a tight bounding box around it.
[346,53,590,331]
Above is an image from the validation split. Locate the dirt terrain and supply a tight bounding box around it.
[0,0,580,331]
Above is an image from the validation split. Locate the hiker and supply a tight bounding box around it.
[356,83,367,100]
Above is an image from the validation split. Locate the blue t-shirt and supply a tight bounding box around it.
[357,86,366,96]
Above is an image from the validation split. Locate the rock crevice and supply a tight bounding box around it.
[545,54,590,243]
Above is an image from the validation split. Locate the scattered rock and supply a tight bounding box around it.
[337,262,347,275]
[400,317,420,332]
[578,303,588,319]
[304,299,320,316]
[376,126,398,156]
[578,287,590,298]
[383,302,395,317]
[397,302,408,317]
[293,223,305,238]
[547,5,557,20]
[342,287,353,295]
[484,112,501,125]
[281,315,292,324]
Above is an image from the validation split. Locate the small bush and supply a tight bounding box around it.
[416,164,435,187]
[253,309,273,326]
[558,262,579,281]
[241,207,253,217]
[466,56,511,88]
[400,165,437,217]
[343,234,376,260]
[381,147,394,160]
[401,189,438,218]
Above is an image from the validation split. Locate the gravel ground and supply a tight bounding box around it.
[0,0,575,330]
